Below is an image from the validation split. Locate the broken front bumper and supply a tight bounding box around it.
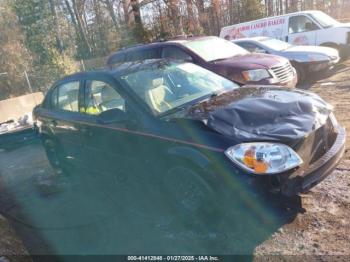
[281,125,346,196]
[308,57,340,72]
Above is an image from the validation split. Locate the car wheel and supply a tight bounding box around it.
[163,165,217,219]
[296,67,305,84]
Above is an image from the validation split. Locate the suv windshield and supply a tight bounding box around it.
[120,62,238,115]
[260,38,292,51]
[183,37,249,62]
[310,11,340,28]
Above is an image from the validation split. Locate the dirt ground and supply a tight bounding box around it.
[255,60,350,256]
[0,61,350,259]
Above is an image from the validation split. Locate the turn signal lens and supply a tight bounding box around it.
[225,143,303,175]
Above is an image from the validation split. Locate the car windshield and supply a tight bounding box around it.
[183,37,249,62]
[120,62,239,115]
[260,38,292,51]
[310,11,340,28]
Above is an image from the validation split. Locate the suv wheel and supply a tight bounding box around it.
[163,165,216,219]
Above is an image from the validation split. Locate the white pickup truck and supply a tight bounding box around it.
[220,10,350,58]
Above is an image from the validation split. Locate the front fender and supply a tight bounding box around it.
[167,146,212,170]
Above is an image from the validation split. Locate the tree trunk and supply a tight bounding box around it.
[93,0,109,55]
[104,0,119,33]
[168,0,184,36]
[195,0,208,34]
[185,0,198,34]
[48,0,63,53]
[122,0,131,26]
[65,0,92,56]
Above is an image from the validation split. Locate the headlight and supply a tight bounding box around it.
[242,69,271,82]
[225,143,303,175]
[307,54,330,62]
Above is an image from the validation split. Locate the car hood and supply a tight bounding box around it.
[186,86,332,144]
[284,45,339,57]
[212,53,287,69]
[333,22,350,29]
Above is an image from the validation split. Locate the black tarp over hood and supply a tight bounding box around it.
[187,86,332,143]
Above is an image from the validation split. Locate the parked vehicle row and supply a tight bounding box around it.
[233,36,339,82]
[34,58,345,215]
[33,13,346,214]
[108,35,340,86]
[107,36,298,87]
[220,10,350,59]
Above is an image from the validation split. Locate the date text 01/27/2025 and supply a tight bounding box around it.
[127,256,220,261]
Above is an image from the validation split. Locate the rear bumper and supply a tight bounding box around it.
[281,125,346,196]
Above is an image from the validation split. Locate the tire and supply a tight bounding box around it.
[295,66,305,84]
[162,165,218,220]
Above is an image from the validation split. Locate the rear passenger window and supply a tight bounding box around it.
[53,81,80,112]
[108,52,125,65]
[238,42,257,52]
[126,48,160,61]
[162,46,193,61]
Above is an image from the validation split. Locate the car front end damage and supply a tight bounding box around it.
[225,112,346,197]
[279,114,345,196]
[307,55,340,72]
[186,86,346,196]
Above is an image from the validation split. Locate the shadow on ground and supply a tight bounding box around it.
[297,63,348,90]
[0,140,303,259]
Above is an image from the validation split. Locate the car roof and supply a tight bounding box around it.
[220,10,323,31]
[57,59,180,83]
[233,36,271,43]
[109,36,217,55]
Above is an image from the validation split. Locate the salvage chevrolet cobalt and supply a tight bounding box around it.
[33,60,345,214]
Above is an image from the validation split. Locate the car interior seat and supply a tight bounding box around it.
[145,77,173,113]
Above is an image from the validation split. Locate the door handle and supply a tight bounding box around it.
[50,119,57,127]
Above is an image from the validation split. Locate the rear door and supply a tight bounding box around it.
[161,46,194,61]
[287,15,320,45]
[48,80,86,165]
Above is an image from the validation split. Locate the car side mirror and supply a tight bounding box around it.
[97,108,128,124]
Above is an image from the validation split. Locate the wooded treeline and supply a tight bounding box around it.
[0,0,349,99]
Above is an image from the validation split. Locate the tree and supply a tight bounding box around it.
[0,1,32,99]
[12,0,78,89]
[241,0,264,22]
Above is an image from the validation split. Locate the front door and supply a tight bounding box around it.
[287,15,320,45]
[79,78,140,189]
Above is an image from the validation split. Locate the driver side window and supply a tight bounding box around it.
[83,80,125,115]
[289,15,319,34]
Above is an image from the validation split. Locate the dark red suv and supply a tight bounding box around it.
[107,36,297,87]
